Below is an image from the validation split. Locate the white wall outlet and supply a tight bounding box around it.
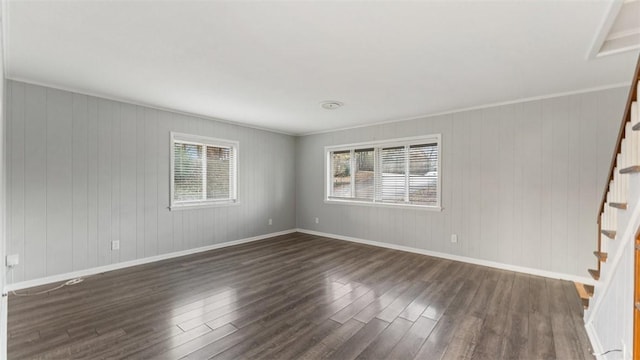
[268,218,273,226]
[315,217,319,224]
[6,254,19,268]
[451,234,458,243]
[111,240,120,251]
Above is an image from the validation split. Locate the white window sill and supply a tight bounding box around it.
[169,201,241,211]
[324,199,442,212]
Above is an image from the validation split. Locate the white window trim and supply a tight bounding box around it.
[170,132,239,210]
[324,135,442,211]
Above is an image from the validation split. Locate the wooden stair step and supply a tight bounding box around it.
[609,202,628,210]
[636,302,640,311]
[601,230,616,239]
[574,282,593,309]
[577,283,594,297]
[584,284,595,296]
[588,268,600,281]
[593,251,608,262]
[619,165,640,174]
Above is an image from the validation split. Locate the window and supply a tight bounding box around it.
[329,148,375,200]
[170,132,238,209]
[326,135,440,209]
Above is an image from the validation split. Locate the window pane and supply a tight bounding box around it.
[174,143,203,201]
[331,150,351,197]
[354,148,374,200]
[206,146,231,199]
[379,146,406,202]
[409,143,438,205]
[326,136,440,208]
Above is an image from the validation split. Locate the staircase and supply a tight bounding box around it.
[574,57,640,310]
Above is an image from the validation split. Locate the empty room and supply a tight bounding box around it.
[0,0,639,359]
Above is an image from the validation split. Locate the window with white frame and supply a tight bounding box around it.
[326,135,440,209]
[170,132,238,209]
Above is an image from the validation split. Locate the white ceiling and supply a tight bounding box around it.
[5,1,640,135]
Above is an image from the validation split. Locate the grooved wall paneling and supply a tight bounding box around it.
[6,80,296,282]
[296,87,627,276]
[5,80,628,281]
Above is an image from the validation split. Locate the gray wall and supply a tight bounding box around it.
[0,31,7,358]
[6,80,296,283]
[296,87,627,277]
[4,79,629,282]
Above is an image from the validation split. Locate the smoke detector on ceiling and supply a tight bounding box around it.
[320,101,344,110]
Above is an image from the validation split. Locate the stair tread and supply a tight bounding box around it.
[574,282,594,297]
[584,284,594,296]
[608,202,628,210]
[601,230,616,239]
[574,282,592,310]
[619,165,640,174]
[588,269,600,281]
[593,251,608,262]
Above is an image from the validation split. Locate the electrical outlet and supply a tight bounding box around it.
[268,218,273,226]
[111,240,120,251]
[6,254,19,268]
[451,234,458,243]
[315,217,319,224]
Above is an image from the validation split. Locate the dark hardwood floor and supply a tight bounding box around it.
[8,232,594,359]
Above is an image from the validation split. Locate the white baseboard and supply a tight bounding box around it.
[585,321,605,360]
[8,227,594,291]
[296,228,595,284]
[5,229,297,292]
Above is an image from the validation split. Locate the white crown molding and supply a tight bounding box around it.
[299,82,630,136]
[4,76,296,137]
[5,77,630,138]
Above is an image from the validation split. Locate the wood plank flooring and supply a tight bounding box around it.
[7,232,594,359]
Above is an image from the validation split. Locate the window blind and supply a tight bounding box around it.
[206,146,232,200]
[354,148,375,200]
[171,133,238,208]
[330,150,352,198]
[409,143,438,205]
[174,143,204,201]
[326,136,440,208]
[378,146,406,203]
